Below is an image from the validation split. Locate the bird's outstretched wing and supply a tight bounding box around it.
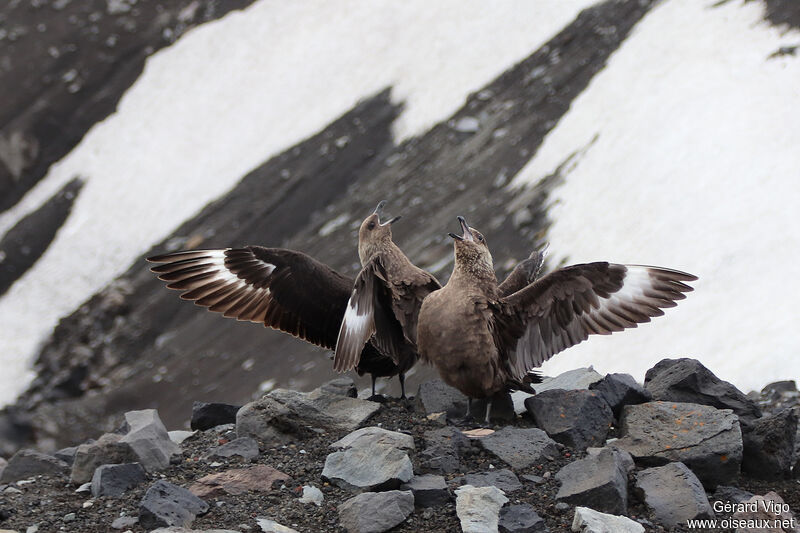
[497,247,547,297]
[496,263,697,379]
[147,247,353,350]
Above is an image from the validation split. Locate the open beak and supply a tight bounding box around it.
[449,216,474,242]
[374,200,401,226]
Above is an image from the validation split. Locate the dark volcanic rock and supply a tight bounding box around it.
[634,462,714,528]
[465,469,523,493]
[236,387,380,443]
[0,177,83,297]
[589,373,652,418]
[420,426,470,474]
[480,427,558,470]
[499,504,548,533]
[0,448,68,483]
[90,462,147,498]
[711,485,755,505]
[525,389,613,450]
[338,490,414,533]
[190,401,242,431]
[644,358,761,428]
[555,447,631,515]
[400,474,450,507]
[416,379,468,418]
[612,401,743,488]
[139,479,209,529]
[741,408,797,480]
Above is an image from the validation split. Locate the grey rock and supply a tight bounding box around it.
[634,462,714,527]
[512,368,604,414]
[191,401,241,431]
[319,377,358,398]
[53,445,80,466]
[644,358,761,428]
[420,426,469,473]
[0,449,69,482]
[70,433,137,484]
[525,389,613,450]
[761,380,797,396]
[139,480,209,529]
[711,485,755,505]
[416,379,468,418]
[169,430,197,445]
[236,387,380,442]
[480,427,559,469]
[298,484,324,506]
[589,373,651,418]
[400,474,449,507]
[91,462,147,498]
[120,409,181,472]
[456,485,509,533]
[465,469,522,493]
[111,515,139,529]
[499,504,548,533]
[256,518,300,533]
[338,490,414,533]
[0,456,6,479]
[555,447,631,515]
[204,437,259,461]
[322,427,413,491]
[571,507,644,533]
[612,401,742,488]
[522,474,544,485]
[742,408,797,480]
[555,502,570,512]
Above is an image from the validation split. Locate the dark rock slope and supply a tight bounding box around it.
[0,0,255,213]
[1,0,659,453]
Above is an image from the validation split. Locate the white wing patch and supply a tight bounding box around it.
[333,287,376,372]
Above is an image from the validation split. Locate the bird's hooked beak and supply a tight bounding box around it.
[449,216,475,242]
[373,200,402,226]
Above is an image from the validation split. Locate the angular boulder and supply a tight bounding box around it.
[512,367,603,414]
[120,409,181,472]
[189,464,290,498]
[455,485,509,533]
[139,480,208,529]
[322,427,414,491]
[70,433,138,484]
[634,462,714,527]
[91,462,147,498]
[400,474,449,507]
[555,447,631,515]
[742,409,797,480]
[420,426,470,473]
[203,437,259,461]
[190,402,241,431]
[589,373,651,418]
[338,490,414,533]
[612,401,742,488]
[0,449,69,483]
[416,379,469,418]
[465,469,523,493]
[499,504,548,533]
[480,427,559,469]
[236,387,380,442]
[644,358,761,428]
[571,507,644,533]
[525,389,613,450]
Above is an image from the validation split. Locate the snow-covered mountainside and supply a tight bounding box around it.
[0,0,798,451]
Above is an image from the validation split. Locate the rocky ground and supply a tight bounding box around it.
[0,357,798,533]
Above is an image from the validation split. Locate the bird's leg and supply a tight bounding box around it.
[367,375,386,403]
[398,373,407,400]
[484,399,493,426]
[371,375,377,397]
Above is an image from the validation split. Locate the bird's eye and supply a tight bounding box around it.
[367,222,376,230]
[477,234,484,242]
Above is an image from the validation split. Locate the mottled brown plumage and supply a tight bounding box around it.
[417,216,697,422]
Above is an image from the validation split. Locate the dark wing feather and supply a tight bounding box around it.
[497,263,697,380]
[334,255,408,372]
[147,247,353,350]
[497,248,546,297]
